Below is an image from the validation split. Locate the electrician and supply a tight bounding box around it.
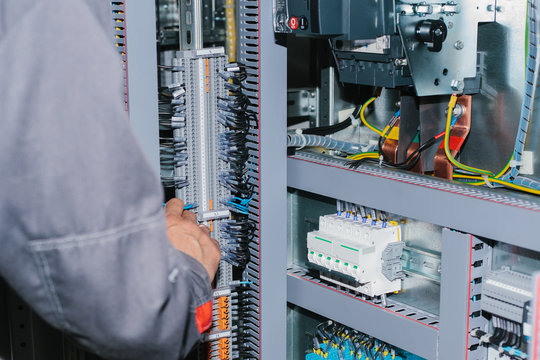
[0,0,221,359]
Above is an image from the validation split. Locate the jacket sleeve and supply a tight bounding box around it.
[0,1,212,359]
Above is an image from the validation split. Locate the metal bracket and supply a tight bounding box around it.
[179,0,203,50]
[397,2,461,16]
[401,245,442,282]
[397,0,496,96]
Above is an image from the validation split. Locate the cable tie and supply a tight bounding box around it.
[348,115,360,127]
[509,160,523,168]
[378,155,383,168]
[482,175,495,188]
[295,128,303,134]
[297,133,307,150]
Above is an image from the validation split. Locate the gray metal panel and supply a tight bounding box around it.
[287,154,540,250]
[259,0,288,358]
[287,272,439,360]
[438,229,474,360]
[124,1,160,173]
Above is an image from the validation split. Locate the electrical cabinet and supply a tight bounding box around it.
[3,1,540,360]
[280,0,540,360]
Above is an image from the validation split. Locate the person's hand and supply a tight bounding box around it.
[164,198,221,283]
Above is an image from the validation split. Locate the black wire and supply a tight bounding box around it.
[325,326,338,354]
[374,343,386,360]
[492,327,504,344]
[347,134,442,171]
[302,117,352,136]
[366,339,375,360]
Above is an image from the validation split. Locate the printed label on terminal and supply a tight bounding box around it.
[198,209,230,222]
[205,330,232,341]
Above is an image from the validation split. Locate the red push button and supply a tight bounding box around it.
[289,16,299,30]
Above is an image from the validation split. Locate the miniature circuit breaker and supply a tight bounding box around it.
[307,213,404,297]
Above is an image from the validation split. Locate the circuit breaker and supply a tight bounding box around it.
[307,213,404,297]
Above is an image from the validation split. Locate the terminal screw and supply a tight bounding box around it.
[450,79,464,92]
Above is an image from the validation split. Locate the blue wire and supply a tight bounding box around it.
[162,202,197,210]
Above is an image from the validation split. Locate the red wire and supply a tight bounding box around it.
[434,131,445,140]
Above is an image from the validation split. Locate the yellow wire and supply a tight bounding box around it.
[460,156,513,185]
[453,174,540,195]
[348,153,379,161]
[444,95,494,178]
[346,151,379,160]
[360,97,385,137]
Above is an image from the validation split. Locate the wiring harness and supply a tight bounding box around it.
[217,63,256,269]
[204,282,256,360]
[158,65,190,189]
[305,320,419,360]
[346,93,540,196]
[336,200,391,228]
[470,316,527,359]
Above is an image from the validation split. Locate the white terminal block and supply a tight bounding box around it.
[197,209,230,222]
[307,214,402,297]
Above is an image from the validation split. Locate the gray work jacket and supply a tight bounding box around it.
[0,0,212,359]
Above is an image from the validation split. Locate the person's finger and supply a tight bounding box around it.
[181,209,198,224]
[165,198,185,218]
[199,224,210,236]
[207,236,220,251]
[198,236,221,281]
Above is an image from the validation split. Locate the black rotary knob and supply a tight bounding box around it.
[415,19,448,52]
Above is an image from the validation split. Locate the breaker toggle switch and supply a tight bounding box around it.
[414,19,448,52]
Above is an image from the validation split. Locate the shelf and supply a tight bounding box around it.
[287,153,540,251]
[287,268,439,360]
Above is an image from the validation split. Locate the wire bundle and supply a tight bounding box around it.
[337,200,390,228]
[219,219,254,268]
[345,97,445,171]
[158,77,190,189]
[229,283,260,359]
[217,63,256,269]
[439,0,540,194]
[470,316,525,359]
[306,320,409,360]
[345,95,540,196]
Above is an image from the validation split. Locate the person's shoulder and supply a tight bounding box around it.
[0,1,40,42]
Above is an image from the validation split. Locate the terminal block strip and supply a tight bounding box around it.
[161,48,243,360]
[169,48,233,289]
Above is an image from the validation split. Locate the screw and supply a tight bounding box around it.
[447,22,454,29]
[394,58,408,66]
[454,40,464,50]
[452,103,465,118]
[450,79,464,92]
